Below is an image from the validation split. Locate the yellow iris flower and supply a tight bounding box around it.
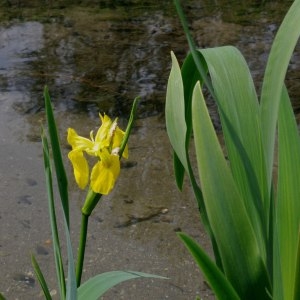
[67,114,128,195]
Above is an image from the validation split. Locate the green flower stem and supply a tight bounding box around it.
[77,191,102,287]
[81,189,102,216]
[76,212,89,287]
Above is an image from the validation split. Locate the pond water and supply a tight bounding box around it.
[0,1,297,299]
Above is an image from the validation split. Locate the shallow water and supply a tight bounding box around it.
[0,1,298,299]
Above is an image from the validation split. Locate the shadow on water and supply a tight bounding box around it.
[0,1,298,299]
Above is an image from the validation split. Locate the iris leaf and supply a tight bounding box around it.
[192,81,270,299]
[44,86,69,227]
[41,129,66,300]
[178,232,239,300]
[276,86,300,300]
[199,46,268,264]
[31,254,52,300]
[78,271,167,299]
[64,213,77,300]
[260,0,300,192]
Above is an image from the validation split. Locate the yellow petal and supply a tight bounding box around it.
[90,154,120,195]
[113,127,128,158]
[68,150,89,189]
[95,114,112,143]
[67,128,94,151]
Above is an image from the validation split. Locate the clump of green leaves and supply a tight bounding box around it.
[166,0,300,299]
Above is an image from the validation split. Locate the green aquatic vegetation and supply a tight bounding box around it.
[166,0,300,299]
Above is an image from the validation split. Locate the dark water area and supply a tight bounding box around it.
[0,1,298,299]
[1,1,182,120]
[0,0,297,121]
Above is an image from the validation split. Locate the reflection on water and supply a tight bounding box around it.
[0,22,43,71]
[0,1,297,119]
[0,1,298,299]
[1,2,181,118]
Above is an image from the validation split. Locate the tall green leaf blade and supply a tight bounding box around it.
[192,81,270,298]
[78,271,167,299]
[273,224,284,300]
[42,130,66,300]
[276,86,300,299]
[199,46,268,261]
[166,52,214,256]
[172,52,204,190]
[64,213,77,300]
[260,0,300,192]
[31,254,53,300]
[166,51,189,178]
[44,86,69,227]
[293,230,300,300]
[181,51,206,146]
[178,232,240,300]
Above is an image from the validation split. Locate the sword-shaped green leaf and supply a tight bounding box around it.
[41,130,66,299]
[31,254,52,300]
[260,0,300,193]
[166,52,189,178]
[293,230,300,300]
[44,86,69,227]
[198,46,269,264]
[166,52,215,258]
[192,81,270,298]
[178,232,239,300]
[78,271,167,299]
[275,86,300,300]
